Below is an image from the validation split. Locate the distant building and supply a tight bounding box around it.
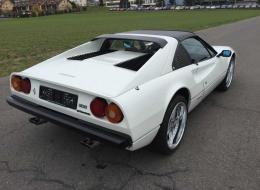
[70,0,87,6]
[105,0,135,7]
[143,0,156,6]
[57,0,72,10]
[13,0,72,16]
[13,0,30,11]
[0,0,14,13]
[105,0,119,7]
[104,0,185,7]
[87,0,98,6]
[236,0,258,5]
[195,0,257,5]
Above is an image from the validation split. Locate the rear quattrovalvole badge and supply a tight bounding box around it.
[79,104,88,109]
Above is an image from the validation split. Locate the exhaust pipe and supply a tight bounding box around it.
[29,117,100,149]
[80,138,100,149]
[29,117,47,125]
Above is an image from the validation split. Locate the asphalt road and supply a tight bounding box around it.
[0,17,260,190]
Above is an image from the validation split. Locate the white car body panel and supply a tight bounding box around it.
[21,51,137,98]
[9,31,235,151]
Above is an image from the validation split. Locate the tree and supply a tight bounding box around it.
[31,4,43,16]
[157,0,164,6]
[119,0,130,8]
[99,0,104,6]
[184,0,194,6]
[135,0,142,6]
[169,0,175,5]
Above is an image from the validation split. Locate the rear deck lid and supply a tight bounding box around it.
[21,52,141,98]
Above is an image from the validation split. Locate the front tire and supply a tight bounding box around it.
[218,57,235,91]
[152,95,188,154]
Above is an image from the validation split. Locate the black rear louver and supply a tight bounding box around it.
[67,50,115,61]
[115,54,153,71]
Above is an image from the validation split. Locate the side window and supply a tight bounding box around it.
[181,38,212,63]
[197,36,217,57]
[172,44,191,70]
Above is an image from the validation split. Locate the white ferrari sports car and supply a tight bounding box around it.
[7,30,236,154]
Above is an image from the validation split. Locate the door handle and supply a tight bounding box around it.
[192,68,199,74]
[204,81,208,87]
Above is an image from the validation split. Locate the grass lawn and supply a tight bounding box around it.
[0,8,260,77]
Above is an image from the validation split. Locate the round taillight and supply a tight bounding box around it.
[90,98,108,118]
[11,75,22,92]
[105,103,123,123]
[21,78,31,94]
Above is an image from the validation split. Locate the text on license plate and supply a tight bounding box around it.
[39,86,78,109]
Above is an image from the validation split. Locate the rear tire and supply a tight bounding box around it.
[217,57,235,91]
[151,95,188,155]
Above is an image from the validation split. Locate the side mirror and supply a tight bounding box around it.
[217,50,232,57]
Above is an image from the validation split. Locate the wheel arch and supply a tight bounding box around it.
[163,87,191,122]
[228,52,236,67]
[231,52,236,61]
[232,53,236,59]
[174,88,191,106]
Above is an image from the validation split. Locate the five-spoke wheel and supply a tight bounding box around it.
[152,95,188,154]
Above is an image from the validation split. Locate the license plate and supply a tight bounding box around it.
[39,86,78,110]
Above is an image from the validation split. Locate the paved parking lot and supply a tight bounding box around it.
[0,17,260,190]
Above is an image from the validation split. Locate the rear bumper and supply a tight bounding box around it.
[6,95,132,148]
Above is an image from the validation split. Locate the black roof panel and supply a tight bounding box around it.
[122,30,196,41]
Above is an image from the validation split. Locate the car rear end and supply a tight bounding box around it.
[7,73,133,148]
[6,33,173,151]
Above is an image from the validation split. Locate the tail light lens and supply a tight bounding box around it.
[11,75,22,92]
[11,75,31,94]
[90,97,124,123]
[105,103,123,123]
[21,78,31,94]
[90,98,108,118]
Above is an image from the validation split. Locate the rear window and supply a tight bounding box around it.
[68,38,161,71]
[102,39,161,54]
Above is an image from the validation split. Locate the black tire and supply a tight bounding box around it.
[217,57,235,91]
[151,95,188,155]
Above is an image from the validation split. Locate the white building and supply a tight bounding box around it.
[105,0,136,8]
[105,0,120,7]
[142,0,156,6]
[70,0,87,6]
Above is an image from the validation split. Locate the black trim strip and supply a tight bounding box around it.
[77,110,90,115]
[6,95,132,148]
